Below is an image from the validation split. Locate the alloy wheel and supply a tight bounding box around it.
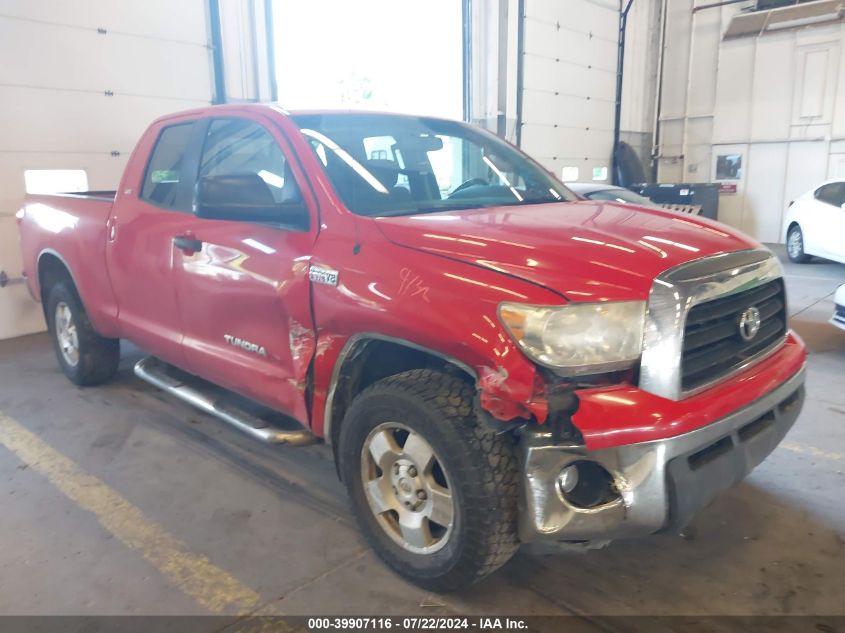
[360,422,455,554]
[55,302,80,367]
[788,229,803,259]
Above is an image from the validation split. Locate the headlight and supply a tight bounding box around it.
[498,301,646,375]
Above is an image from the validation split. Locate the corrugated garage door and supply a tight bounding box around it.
[0,0,213,340]
[520,0,619,183]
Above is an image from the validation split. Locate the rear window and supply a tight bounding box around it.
[141,123,194,209]
[814,182,845,207]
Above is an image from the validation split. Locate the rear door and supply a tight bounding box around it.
[107,119,202,367]
[173,115,318,424]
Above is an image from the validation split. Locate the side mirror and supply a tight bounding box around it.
[196,174,309,230]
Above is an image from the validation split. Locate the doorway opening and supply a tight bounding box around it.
[273,0,464,119]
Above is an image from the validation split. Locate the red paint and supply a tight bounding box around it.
[375,201,756,303]
[17,104,806,450]
[574,333,806,450]
[17,194,120,337]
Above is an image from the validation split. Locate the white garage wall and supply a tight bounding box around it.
[520,0,658,181]
[468,0,659,179]
[520,0,619,180]
[0,0,213,340]
[658,1,845,243]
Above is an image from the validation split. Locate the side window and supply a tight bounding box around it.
[814,183,845,206]
[140,123,195,209]
[199,118,301,206]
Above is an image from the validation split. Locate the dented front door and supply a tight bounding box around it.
[172,115,318,425]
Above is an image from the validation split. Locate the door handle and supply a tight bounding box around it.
[173,235,203,254]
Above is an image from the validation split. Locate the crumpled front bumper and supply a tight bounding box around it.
[519,365,806,546]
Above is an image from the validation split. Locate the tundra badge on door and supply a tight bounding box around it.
[224,334,267,357]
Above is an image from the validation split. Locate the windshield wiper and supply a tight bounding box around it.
[374,203,484,217]
[515,196,562,206]
[373,194,566,218]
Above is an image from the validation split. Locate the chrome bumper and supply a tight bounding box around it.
[519,365,806,546]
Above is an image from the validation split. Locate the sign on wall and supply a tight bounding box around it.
[715,154,743,181]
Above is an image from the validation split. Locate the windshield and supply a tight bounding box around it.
[291,113,575,216]
[585,188,657,207]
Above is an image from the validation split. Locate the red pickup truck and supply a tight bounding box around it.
[17,104,806,591]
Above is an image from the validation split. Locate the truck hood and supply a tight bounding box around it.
[374,201,759,302]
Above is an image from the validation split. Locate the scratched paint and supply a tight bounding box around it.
[477,365,509,389]
[314,335,338,359]
[289,321,315,362]
[0,412,261,615]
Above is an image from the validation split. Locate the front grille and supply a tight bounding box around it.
[681,278,786,392]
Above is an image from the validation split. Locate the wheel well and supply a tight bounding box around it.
[787,221,800,233]
[327,338,475,450]
[37,253,75,317]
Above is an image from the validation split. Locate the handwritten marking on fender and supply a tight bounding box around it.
[398,268,431,303]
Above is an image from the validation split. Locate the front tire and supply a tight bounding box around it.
[45,281,119,386]
[786,224,811,263]
[338,369,519,592]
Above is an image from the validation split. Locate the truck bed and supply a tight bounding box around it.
[18,190,119,337]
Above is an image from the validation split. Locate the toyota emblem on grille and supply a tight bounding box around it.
[738,306,762,341]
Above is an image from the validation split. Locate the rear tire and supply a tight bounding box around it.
[338,369,519,593]
[45,281,119,386]
[786,225,811,263]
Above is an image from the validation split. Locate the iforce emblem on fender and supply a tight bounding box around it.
[309,265,339,287]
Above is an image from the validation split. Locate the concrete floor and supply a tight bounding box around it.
[0,244,843,617]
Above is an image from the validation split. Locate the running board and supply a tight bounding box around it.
[134,357,317,446]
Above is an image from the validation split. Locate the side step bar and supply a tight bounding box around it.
[134,357,317,446]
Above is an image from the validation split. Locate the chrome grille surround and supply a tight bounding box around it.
[639,249,787,401]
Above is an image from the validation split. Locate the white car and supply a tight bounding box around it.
[833,284,845,332]
[783,180,845,264]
